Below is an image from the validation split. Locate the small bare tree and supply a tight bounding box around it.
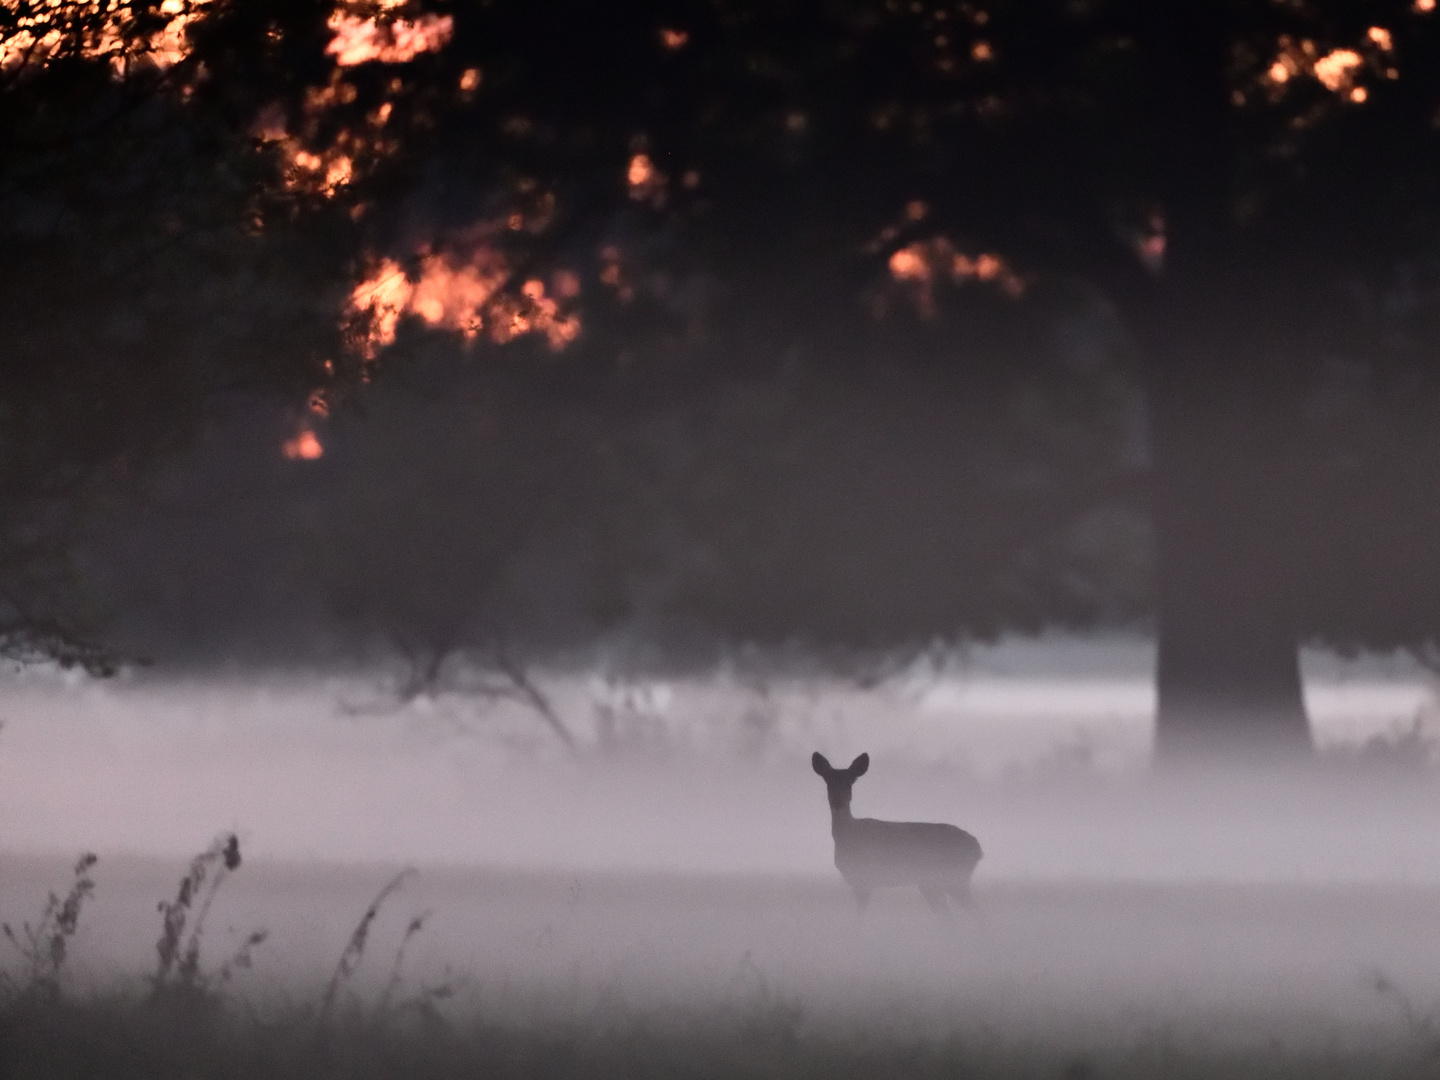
[302,369,584,750]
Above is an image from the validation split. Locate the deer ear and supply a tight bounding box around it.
[812,752,833,776]
[849,753,869,776]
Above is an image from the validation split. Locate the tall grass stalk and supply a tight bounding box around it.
[1,853,97,1001]
[319,868,414,1024]
[151,833,242,1000]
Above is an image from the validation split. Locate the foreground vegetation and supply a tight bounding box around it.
[8,843,1440,1079]
[9,986,1440,1080]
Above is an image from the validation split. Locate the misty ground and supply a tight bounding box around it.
[7,856,1440,1076]
[6,647,1440,1075]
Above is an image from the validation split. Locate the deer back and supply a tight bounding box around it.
[834,816,982,885]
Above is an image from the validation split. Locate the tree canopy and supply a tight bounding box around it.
[8,1,1440,758]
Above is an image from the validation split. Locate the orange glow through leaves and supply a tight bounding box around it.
[887,238,1023,316]
[349,258,413,352]
[1262,35,1380,103]
[253,66,410,203]
[409,249,508,336]
[347,249,581,355]
[1313,48,1362,92]
[553,269,582,298]
[0,3,643,83]
[282,429,325,460]
[628,153,655,188]
[599,246,633,302]
[888,246,928,281]
[626,152,666,204]
[660,28,689,49]
[287,147,355,195]
[326,10,454,66]
[1138,232,1165,274]
[1,0,211,76]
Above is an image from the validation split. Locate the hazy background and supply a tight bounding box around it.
[7,645,1440,1055]
[2,636,1435,873]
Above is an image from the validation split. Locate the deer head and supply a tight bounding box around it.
[812,751,869,812]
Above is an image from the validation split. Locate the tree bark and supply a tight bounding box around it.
[1121,2,1313,765]
[1148,362,1312,764]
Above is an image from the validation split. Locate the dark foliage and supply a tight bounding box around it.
[11,2,1440,757]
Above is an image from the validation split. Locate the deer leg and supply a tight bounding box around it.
[947,878,986,926]
[946,878,976,912]
[919,884,951,919]
[850,883,871,915]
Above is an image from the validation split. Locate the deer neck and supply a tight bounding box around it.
[829,803,854,839]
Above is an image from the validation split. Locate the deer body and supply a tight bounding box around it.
[813,752,982,914]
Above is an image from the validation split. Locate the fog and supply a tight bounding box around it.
[6,644,1440,1060]
[9,855,1440,1050]
[2,641,1436,874]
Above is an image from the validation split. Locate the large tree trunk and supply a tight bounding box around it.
[1152,527,1311,763]
[1148,361,1312,764]
[1121,3,1313,766]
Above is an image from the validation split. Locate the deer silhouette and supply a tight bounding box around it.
[812,751,982,915]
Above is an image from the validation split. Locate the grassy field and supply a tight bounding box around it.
[4,663,1440,1075]
[7,850,1440,1078]
[6,994,1433,1080]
